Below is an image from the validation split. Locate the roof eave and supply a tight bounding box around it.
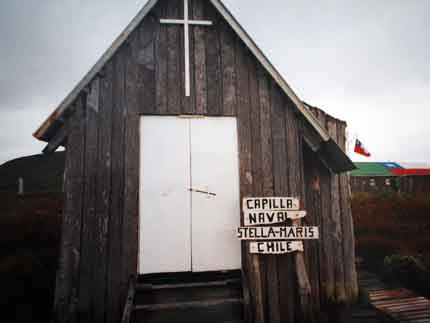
[320,139,357,173]
[210,0,330,142]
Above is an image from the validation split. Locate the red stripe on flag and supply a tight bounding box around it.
[354,145,371,157]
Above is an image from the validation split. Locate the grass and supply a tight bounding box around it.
[352,192,430,296]
[0,193,62,323]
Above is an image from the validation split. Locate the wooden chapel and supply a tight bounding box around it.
[34,0,358,322]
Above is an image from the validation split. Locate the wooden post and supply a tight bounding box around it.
[292,217,312,312]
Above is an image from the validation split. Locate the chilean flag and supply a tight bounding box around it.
[354,139,371,157]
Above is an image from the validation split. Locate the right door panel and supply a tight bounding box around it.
[190,117,242,272]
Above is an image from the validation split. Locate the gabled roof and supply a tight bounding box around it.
[33,0,355,172]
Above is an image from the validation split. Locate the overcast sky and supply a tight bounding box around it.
[1,0,429,165]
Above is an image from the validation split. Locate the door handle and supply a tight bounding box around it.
[189,188,216,196]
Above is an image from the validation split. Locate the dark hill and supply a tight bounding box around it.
[0,151,65,193]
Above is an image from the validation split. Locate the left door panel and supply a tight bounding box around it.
[139,116,191,274]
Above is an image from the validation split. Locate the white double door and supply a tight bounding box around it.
[139,116,241,274]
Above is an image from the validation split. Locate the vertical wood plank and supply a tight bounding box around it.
[306,108,326,308]
[248,57,266,323]
[68,99,86,323]
[236,40,251,143]
[155,2,168,114]
[258,66,281,323]
[249,62,262,196]
[310,108,334,302]
[236,38,262,323]
[256,64,279,322]
[319,158,335,302]
[257,64,275,323]
[271,84,295,323]
[257,67,273,197]
[285,104,301,195]
[220,19,236,116]
[166,0,182,114]
[123,39,140,292]
[285,101,312,320]
[205,2,222,115]
[310,108,336,302]
[326,117,346,303]
[93,61,114,323]
[53,100,85,323]
[312,109,335,302]
[302,143,322,312]
[78,80,100,322]
[106,49,127,323]
[297,117,317,321]
[137,15,157,114]
[271,83,287,199]
[337,122,359,302]
[192,0,207,114]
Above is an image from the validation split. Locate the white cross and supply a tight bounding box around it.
[160,0,212,97]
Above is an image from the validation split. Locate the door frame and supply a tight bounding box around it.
[138,115,242,274]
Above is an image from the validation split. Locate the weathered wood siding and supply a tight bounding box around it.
[308,106,359,305]
[54,1,358,323]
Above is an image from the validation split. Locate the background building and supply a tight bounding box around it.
[350,162,430,194]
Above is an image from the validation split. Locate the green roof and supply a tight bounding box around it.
[350,162,394,176]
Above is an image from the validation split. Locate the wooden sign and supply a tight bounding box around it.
[239,197,318,256]
[244,210,306,226]
[237,226,319,240]
[243,197,300,212]
[250,241,304,254]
